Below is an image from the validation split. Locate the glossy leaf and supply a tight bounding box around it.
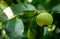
[52,4,60,12]
[0,4,36,22]
[3,18,24,39]
[10,3,36,15]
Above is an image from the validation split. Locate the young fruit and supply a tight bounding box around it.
[36,12,53,27]
[48,25,56,32]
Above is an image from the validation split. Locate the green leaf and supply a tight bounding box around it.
[0,3,7,10]
[0,35,2,39]
[0,12,8,22]
[51,4,60,22]
[52,4,60,12]
[31,0,44,6]
[37,4,45,11]
[15,36,22,39]
[3,18,24,39]
[28,17,44,39]
[15,18,24,36]
[0,3,35,22]
[24,11,34,18]
[55,28,60,34]
[10,3,36,15]
[50,0,60,6]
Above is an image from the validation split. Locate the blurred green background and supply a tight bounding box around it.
[0,0,60,39]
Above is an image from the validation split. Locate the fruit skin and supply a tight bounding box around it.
[36,12,53,27]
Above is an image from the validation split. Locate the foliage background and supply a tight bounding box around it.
[0,0,60,39]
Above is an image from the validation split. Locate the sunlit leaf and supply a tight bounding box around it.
[10,3,36,15]
[0,3,7,10]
